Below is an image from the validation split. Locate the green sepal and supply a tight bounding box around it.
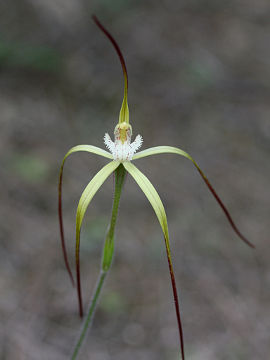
[123,161,168,238]
[58,145,113,287]
[71,163,125,359]
[133,146,254,248]
[75,160,120,316]
[123,161,185,360]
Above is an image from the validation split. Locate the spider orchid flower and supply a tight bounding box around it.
[58,16,254,360]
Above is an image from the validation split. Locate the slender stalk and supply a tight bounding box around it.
[71,164,126,359]
[71,271,106,360]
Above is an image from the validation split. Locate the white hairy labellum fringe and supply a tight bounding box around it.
[104,132,143,161]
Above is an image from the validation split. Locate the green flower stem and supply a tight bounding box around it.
[71,164,125,360]
[71,270,107,360]
[102,164,126,271]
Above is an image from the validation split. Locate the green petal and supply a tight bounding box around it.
[123,161,185,360]
[133,146,191,161]
[58,145,113,287]
[75,160,120,316]
[63,145,113,161]
[133,146,254,248]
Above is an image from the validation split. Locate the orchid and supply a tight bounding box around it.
[58,16,254,360]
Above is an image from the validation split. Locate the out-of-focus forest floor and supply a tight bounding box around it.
[0,1,269,359]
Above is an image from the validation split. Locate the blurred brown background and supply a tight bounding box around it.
[0,1,269,359]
